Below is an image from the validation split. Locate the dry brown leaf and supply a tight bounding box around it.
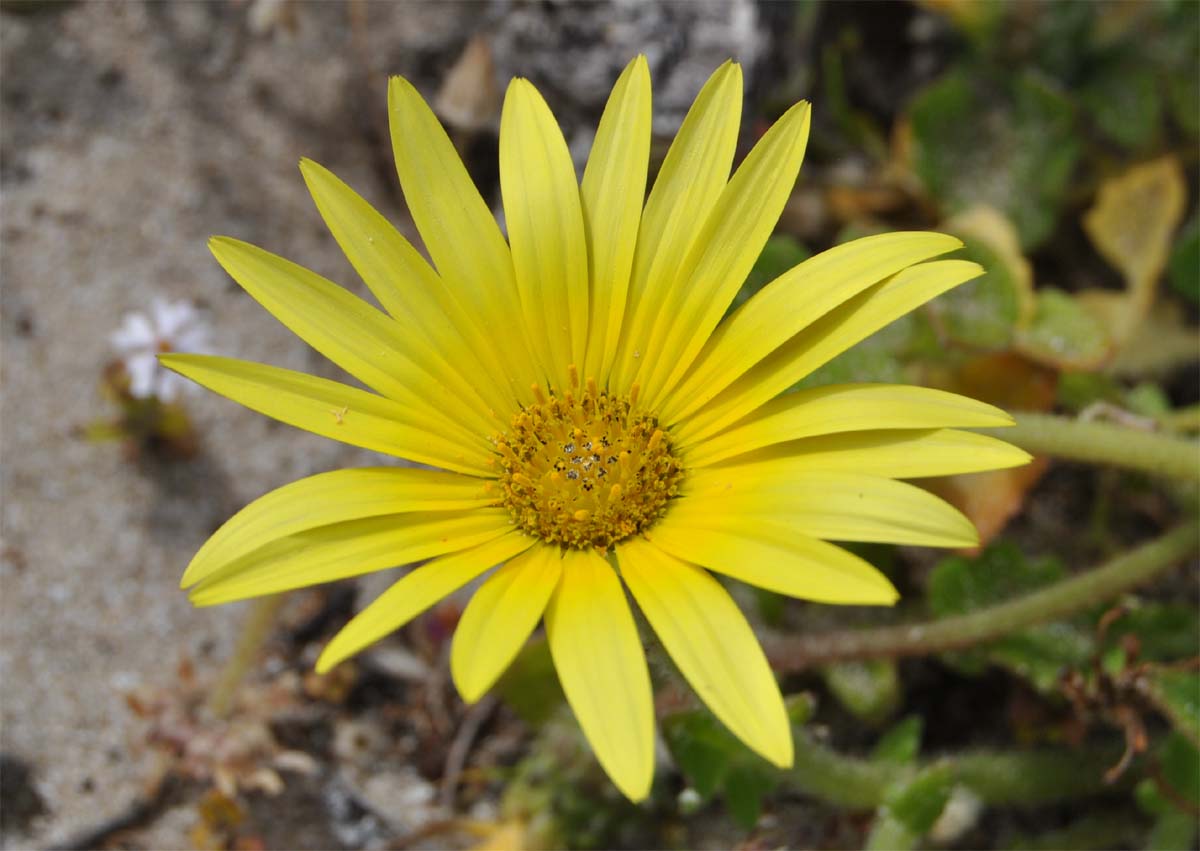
[926,353,1057,545]
[435,35,501,133]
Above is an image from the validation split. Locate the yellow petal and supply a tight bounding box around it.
[581,56,652,384]
[618,538,792,768]
[299,158,516,421]
[159,354,494,475]
[190,509,513,606]
[640,100,812,408]
[610,61,742,393]
[316,531,536,673]
[659,232,964,426]
[684,383,1015,465]
[182,467,494,589]
[546,548,654,801]
[647,516,897,605]
[451,545,563,703]
[678,469,978,548]
[675,259,984,445]
[388,76,541,401]
[500,78,590,388]
[208,237,490,446]
[708,429,1032,479]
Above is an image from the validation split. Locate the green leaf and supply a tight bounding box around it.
[822,660,901,725]
[1168,214,1200,305]
[1105,603,1200,662]
[985,624,1095,692]
[1014,288,1112,370]
[724,765,777,829]
[734,234,810,312]
[494,637,565,726]
[1167,67,1200,138]
[1080,57,1162,150]
[933,235,1025,350]
[929,543,1094,691]
[1137,734,1200,849]
[910,69,1080,250]
[1161,4,1200,138]
[1056,371,1122,412]
[886,763,955,836]
[1124,383,1173,420]
[662,708,781,826]
[1159,731,1200,804]
[872,716,924,765]
[1145,670,1200,746]
[929,542,1065,615]
[1011,811,1149,851]
[793,326,910,387]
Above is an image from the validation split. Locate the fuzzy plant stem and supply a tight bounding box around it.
[207,595,286,718]
[984,412,1200,480]
[787,727,1122,809]
[768,519,1200,672]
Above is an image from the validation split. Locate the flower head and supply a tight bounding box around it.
[112,297,211,400]
[162,57,1029,801]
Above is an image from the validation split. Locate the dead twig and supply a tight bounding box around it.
[438,694,498,811]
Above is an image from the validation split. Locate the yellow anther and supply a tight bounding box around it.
[568,363,580,388]
[491,383,684,549]
[629,383,640,407]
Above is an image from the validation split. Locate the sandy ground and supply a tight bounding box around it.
[0,3,762,846]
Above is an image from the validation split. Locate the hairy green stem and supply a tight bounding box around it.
[767,520,1199,671]
[788,726,1122,809]
[207,595,286,718]
[864,813,918,851]
[984,412,1200,480]
[788,729,890,808]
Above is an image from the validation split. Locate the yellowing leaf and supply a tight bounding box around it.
[926,353,1056,545]
[936,206,1036,350]
[1107,301,1200,378]
[945,206,1035,326]
[1082,156,1187,345]
[927,459,1050,548]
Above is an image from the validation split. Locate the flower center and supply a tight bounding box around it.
[493,376,684,550]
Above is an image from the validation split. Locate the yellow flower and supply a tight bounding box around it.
[162,57,1029,802]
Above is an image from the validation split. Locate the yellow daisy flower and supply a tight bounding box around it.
[163,56,1029,802]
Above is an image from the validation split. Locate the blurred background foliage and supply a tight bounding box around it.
[481,2,1199,848]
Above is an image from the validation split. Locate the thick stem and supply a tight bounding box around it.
[207,595,286,718]
[788,729,892,808]
[984,412,1200,480]
[787,726,1123,809]
[767,520,1199,672]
